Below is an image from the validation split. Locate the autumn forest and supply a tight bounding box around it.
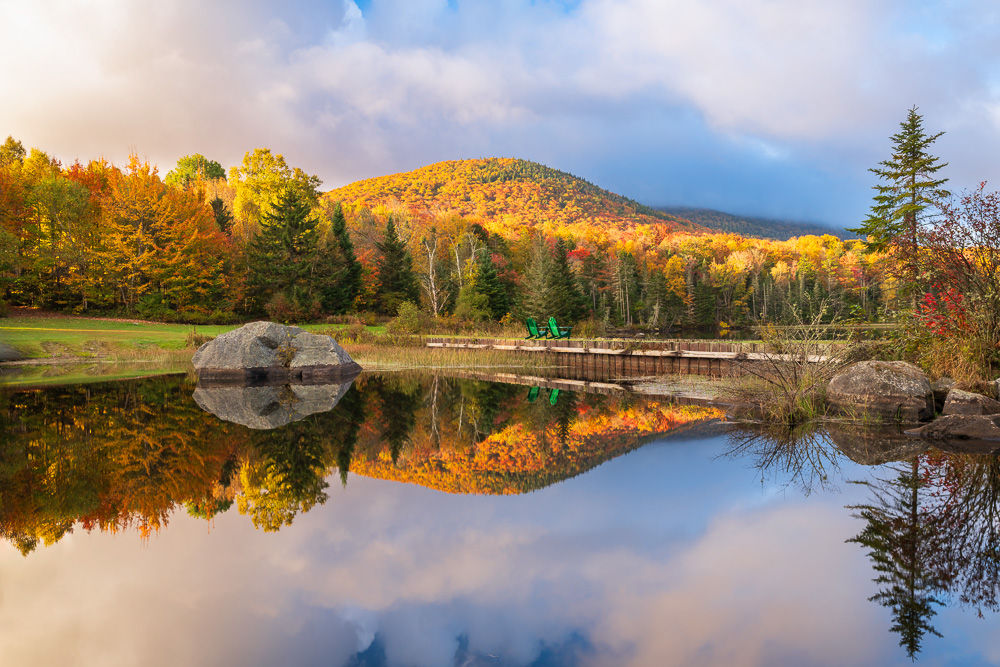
[0,136,888,331]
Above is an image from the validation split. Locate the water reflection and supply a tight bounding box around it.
[0,373,722,552]
[193,379,356,429]
[719,424,844,495]
[723,422,1000,660]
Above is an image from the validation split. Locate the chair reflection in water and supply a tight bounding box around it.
[526,386,560,405]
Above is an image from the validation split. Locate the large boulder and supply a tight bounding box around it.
[192,321,361,383]
[942,388,1000,416]
[193,379,355,429]
[827,360,933,423]
[0,342,25,362]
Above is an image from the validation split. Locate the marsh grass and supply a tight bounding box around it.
[342,341,554,371]
[728,313,853,425]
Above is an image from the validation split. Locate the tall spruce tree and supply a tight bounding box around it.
[246,188,334,320]
[547,238,586,322]
[524,236,556,319]
[374,216,420,314]
[473,248,509,321]
[848,106,949,302]
[323,202,362,313]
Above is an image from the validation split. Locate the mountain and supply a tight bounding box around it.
[324,158,709,236]
[656,206,846,240]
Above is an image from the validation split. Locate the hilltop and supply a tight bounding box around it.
[324,158,709,238]
[657,206,846,240]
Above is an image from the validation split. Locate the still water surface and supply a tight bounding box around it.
[0,372,998,666]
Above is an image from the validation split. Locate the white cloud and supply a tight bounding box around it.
[2,0,1000,221]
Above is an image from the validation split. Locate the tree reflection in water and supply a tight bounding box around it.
[0,373,721,552]
[720,423,844,495]
[724,422,1000,660]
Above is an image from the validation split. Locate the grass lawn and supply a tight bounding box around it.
[0,316,237,358]
[0,315,386,360]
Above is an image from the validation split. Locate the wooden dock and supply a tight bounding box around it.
[425,337,828,377]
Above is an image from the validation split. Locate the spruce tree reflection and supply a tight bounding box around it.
[238,383,368,529]
[332,383,366,488]
[371,376,421,464]
[848,458,946,659]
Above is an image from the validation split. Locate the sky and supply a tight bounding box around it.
[3,0,1000,228]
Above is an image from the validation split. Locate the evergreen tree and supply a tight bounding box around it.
[374,216,420,314]
[524,236,555,319]
[547,238,586,322]
[848,106,949,301]
[473,248,509,321]
[323,202,362,314]
[209,197,233,235]
[246,188,333,321]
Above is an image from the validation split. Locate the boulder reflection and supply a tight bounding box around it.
[724,422,1000,660]
[0,373,722,553]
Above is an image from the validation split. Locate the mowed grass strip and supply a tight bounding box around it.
[0,316,387,361]
[0,316,238,358]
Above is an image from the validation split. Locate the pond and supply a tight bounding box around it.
[0,371,998,666]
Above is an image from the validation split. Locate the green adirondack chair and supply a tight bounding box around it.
[525,317,545,339]
[548,388,560,405]
[527,386,540,403]
[545,316,572,340]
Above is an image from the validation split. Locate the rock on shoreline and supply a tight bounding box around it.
[192,321,361,383]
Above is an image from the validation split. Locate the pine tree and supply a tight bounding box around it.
[209,197,233,235]
[848,106,949,302]
[374,216,420,314]
[849,459,946,660]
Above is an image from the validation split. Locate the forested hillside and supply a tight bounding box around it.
[326,158,708,238]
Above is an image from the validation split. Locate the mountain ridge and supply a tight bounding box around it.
[656,205,846,240]
[324,157,708,237]
[324,157,841,242]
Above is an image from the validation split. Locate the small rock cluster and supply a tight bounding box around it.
[826,360,1000,442]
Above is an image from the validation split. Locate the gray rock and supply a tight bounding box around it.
[192,321,360,382]
[0,342,25,362]
[827,360,934,423]
[905,414,1000,441]
[193,379,355,429]
[942,388,1000,416]
[931,377,954,411]
[290,332,355,367]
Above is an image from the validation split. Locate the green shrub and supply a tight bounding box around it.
[386,301,426,335]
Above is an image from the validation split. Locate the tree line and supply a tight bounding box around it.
[0,137,895,330]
